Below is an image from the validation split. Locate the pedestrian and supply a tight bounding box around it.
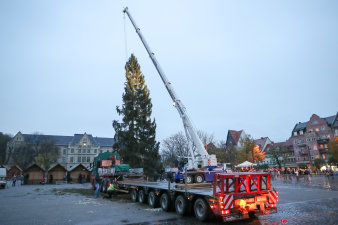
[78,173,82,184]
[20,174,24,185]
[49,174,53,184]
[12,174,17,187]
[94,174,101,198]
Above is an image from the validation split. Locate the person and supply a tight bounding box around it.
[78,173,82,184]
[24,174,29,185]
[20,174,24,185]
[12,174,17,187]
[94,174,101,198]
[49,174,53,184]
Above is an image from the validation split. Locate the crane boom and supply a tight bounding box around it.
[123,7,216,169]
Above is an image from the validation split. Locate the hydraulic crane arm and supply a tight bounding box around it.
[123,7,211,164]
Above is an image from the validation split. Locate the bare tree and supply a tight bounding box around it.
[197,130,215,147]
[161,132,189,167]
[161,130,216,167]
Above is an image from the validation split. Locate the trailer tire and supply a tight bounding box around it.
[160,193,171,211]
[186,175,193,184]
[131,189,138,202]
[195,174,204,183]
[138,189,146,203]
[175,195,188,216]
[194,198,210,222]
[148,191,158,208]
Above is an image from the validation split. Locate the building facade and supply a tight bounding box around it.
[6,132,114,170]
[288,114,336,166]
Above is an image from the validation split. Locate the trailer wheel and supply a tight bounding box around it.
[175,195,188,216]
[148,191,158,208]
[195,174,204,183]
[194,198,210,221]
[131,189,138,202]
[160,193,171,211]
[186,175,193,184]
[138,189,146,203]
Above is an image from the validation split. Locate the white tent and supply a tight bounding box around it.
[235,161,257,167]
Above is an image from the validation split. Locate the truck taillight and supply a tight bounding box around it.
[269,203,275,208]
[221,209,230,215]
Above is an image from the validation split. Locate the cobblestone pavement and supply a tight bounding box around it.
[0,178,337,225]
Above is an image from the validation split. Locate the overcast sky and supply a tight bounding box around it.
[1,0,337,144]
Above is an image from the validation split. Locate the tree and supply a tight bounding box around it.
[0,132,11,164]
[11,145,36,169]
[238,136,257,163]
[160,130,216,167]
[161,132,189,167]
[197,130,215,147]
[313,158,326,170]
[328,139,338,163]
[253,145,266,162]
[34,140,60,170]
[113,54,162,177]
[7,133,60,170]
[267,146,284,169]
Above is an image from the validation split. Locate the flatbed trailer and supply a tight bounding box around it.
[116,172,278,222]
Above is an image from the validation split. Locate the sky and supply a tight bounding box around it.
[1,0,337,145]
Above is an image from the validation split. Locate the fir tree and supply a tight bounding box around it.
[113,54,162,177]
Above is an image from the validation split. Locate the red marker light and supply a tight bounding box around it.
[221,209,230,215]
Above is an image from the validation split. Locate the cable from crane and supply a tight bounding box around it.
[123,12,129,61]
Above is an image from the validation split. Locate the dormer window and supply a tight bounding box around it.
[293,131,297,136]
[299,130,303,135]
[312,120,319,125]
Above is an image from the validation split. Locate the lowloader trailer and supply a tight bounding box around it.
[116,172,278,222]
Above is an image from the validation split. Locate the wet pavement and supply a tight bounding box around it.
[0,178,337,225]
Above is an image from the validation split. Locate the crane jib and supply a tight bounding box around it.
[123,7,214,168]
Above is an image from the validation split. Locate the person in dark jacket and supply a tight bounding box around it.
[94,174,101,198]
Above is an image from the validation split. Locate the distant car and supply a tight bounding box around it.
[0,168,7,189]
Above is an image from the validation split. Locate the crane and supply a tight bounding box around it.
[123,7,217,174]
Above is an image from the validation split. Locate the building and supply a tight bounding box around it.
[225,130,247,148]
[288,113,336,167]
[263,140,296,168]
[6,132,115,170]
[254,137,272,152]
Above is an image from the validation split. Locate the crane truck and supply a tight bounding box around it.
[123,7,220,184]
[114,7,279,222]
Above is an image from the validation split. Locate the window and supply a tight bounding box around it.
[324,144,328,148]
[62,157,66,163]
[323,154,326,159]
[71,148,74,153]
[63,149,67,155]
[78,149,81,153]
[321,126,325,131]
[293,131,297,136]
[315,128,319,132]
[94,149,97,153]
[308,146,312,150]
[87,149,90,153]
[314,145,318,150]
[82,157,86,162]
[299,130,303,135]
[320,144,324,149]
[78,157,81,162]
[312,120,318,125]
[87,157,90,162]
[70,157,74,163]
[100,150,103,153]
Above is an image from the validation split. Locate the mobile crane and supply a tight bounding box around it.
[118,8,278,222]
[123,7,217,183]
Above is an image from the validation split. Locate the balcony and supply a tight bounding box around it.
[317,138,329,144]
[319,148,328,154]
[299,150,308,156]
[297,143,306,147]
